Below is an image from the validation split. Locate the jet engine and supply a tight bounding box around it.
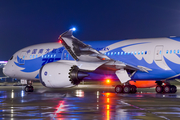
[39,62,89,88]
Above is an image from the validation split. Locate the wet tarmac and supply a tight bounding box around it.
[0,85,180,120]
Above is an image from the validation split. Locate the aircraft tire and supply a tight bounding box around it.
[155,85,163,93]
[164,85,171,93]
[170,85,177,93]
[115,85,123,93]
[29,86,34,92]
[24,86,34,92]
[24,86,29,92]
[123,85,131,93]
[130,85,137,93]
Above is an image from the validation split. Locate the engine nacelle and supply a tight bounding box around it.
[39,62,88,88]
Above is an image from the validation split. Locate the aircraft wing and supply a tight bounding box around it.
[59,29,151,83]
[59,29,111,62]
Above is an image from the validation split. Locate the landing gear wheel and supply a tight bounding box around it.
[164,85,171,93]
[29,86,34,92]
[170,85,177,93]
[156,85,163,93]
[24,86,34,92]
[115,85,123,93]
[130,85,137,93]
[123,85,131,93]
[24,86,29,92]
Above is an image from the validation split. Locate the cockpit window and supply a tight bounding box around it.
[9,56,13,60]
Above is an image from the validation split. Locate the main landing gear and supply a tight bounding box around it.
[155,81,177,93]
[115,85,137,93]
[24,80,34,92]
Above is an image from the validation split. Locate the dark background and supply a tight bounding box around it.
[1,0,180,60]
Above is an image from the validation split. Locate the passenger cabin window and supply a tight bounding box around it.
[166,50,168,54]
[145,51,147,54]
[138,51,140,55]
[159,50,161,54]
[170,50,172,54]
[103,50,151,56]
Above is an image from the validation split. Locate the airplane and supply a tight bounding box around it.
[3,28,180,93]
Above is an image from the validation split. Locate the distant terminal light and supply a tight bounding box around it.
[169,36,176,38]
[0,61,7,68]
[0,61,7,64]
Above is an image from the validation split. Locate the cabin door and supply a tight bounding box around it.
[154,45,163,61]
[61,49,69,60]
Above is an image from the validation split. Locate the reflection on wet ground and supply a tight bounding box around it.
[0,86,180,120]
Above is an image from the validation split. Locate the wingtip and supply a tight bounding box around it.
[70,27,76,31]
[59,29,75,39]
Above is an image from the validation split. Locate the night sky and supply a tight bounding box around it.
[1,0,180,60]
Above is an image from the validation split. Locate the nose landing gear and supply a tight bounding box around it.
[24,80,34,92]
[24,85,34,92]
